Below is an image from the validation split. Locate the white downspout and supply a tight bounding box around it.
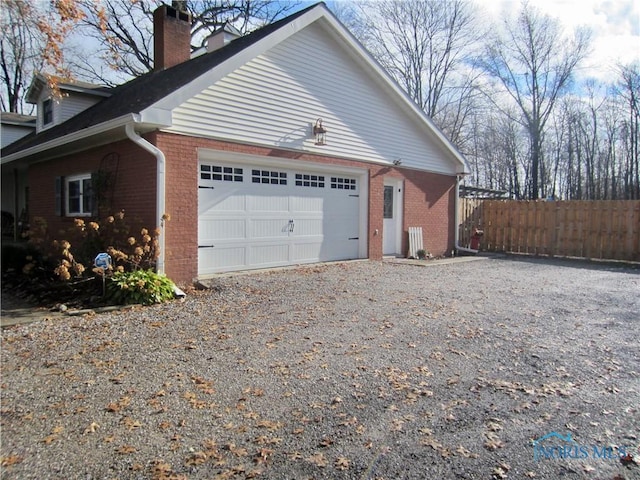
[454,174,478,255]
[125,124,166,274]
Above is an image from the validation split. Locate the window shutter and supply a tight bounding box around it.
[54,176,64,216]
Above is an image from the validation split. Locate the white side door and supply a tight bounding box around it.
[383,178,403,256]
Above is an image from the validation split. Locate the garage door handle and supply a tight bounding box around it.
[198,245,215,248]
[289,219,295,233]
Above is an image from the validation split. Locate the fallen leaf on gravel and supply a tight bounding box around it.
[335,456,350,470]
[484,432,504,450]
[116,445,137,454]
[84,422,100,434]
[227,443,248,457]
[288,451,303,460]
[184,451,208,465]
[620,453,636,465]
[487,421,503,432]
[0,455,23,467]
[319,437,334,447]
[121,416,142,430]
[246,468,263,478]
[524,472,536,477]
[583,465,596,472]
[150,459,186,480]
[492,464,509,479]
[255,419,282,431]
[455,446,478,458]
[306,452,328,467]
[254,448,274,465]
[106,396,131,413]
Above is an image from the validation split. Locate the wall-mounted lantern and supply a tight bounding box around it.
[313,118,327,145]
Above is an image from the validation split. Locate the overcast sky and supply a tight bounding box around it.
[474,0,639,80]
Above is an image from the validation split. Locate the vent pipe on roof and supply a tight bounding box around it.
[153,4,192,70]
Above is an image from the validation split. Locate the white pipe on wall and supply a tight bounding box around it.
[125,123,166,274]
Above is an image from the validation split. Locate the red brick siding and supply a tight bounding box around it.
[155,133,456,283]
[152,133,199,284]
[401,169,456,256]
[28,139,156,240]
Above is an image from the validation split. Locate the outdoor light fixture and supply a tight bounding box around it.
[313,118,327,145]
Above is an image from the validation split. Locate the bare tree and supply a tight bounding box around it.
[616,62,640,199]
[72,0,300,85]
[345,0,480,140]
[0,0,44,113]
[479,1,591,199]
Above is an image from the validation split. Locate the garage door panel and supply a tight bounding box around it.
[198,161,362,275]
[198,188,246,214]
[292,218,323,236]
[199,218,246,241]
[250,244,290,265]
[250,218,291,239]
[292,241,323,261]
[199,246,246,272]
[247,193,289,212]
[290,195,324,213]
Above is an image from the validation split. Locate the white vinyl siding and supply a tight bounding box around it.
[0,125,34,148]
[59,93,101,123]
[35,91,102,132]
[167,22,457,175]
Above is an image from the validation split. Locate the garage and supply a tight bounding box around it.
[198,157,367,275]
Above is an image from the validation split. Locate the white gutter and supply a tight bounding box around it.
[454,174,478,255]
[125,123,166,274]
[1,114,136,164]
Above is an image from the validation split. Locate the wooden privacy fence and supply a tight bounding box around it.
[459,199,640,262]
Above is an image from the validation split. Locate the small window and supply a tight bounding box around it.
[295,173,325,188]
[66,174,93,216]
[200,164,243,182]
[330,177,357,190]
[252,169,287,185]
[43,99,53,126]
[383,185,394,219]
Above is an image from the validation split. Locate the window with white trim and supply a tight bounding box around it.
[42,99,53,126]
[66,174,93,216]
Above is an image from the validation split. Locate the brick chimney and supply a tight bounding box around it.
[153,4,191,71]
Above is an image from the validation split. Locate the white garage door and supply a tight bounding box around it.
[198,161,361,275]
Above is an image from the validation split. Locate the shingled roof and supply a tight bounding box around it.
[1,3,319,158]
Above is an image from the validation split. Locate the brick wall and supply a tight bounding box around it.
[155,133,456,283]
[153,132,199,284]
[27,133,456,284]
[28,139,156,241]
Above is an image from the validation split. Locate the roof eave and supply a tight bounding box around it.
[0,113,166,165]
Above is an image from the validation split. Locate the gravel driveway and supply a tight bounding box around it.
[2,257,639,480]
